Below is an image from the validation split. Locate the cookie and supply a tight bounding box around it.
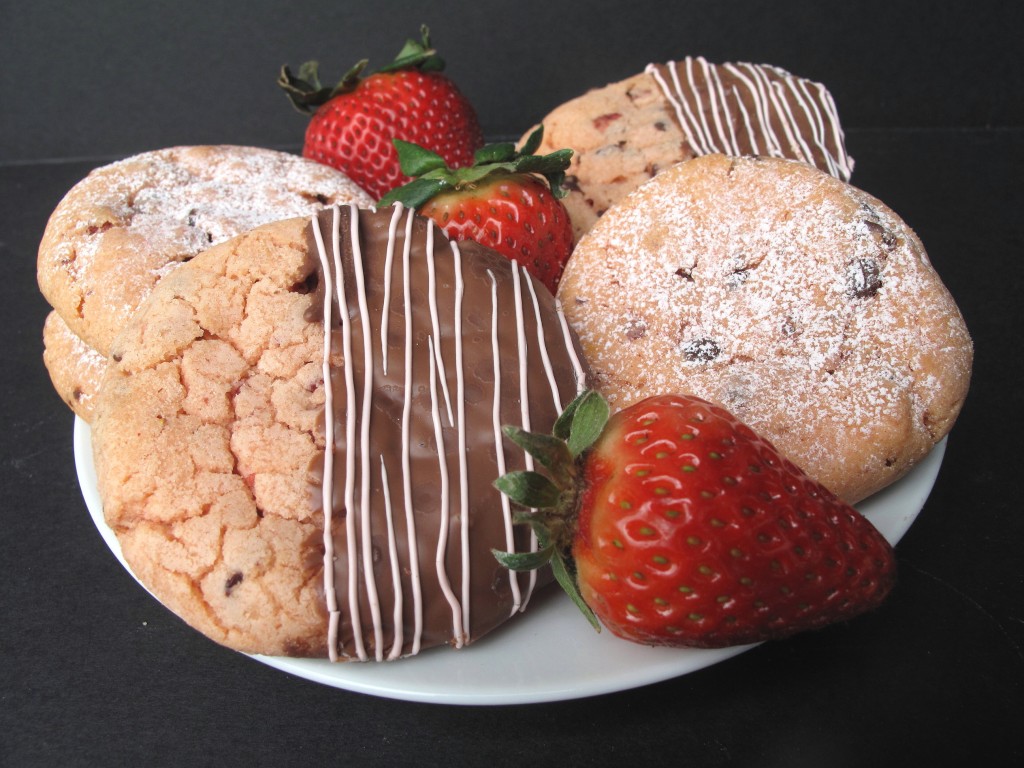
[41,310,106,420]
[529,57,854,240]
[37,145,373,361]
[92,204,589,659]
[557,155,971,503]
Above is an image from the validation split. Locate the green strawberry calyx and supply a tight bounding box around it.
[279,24,445,115]
[491,389,611,631]
[377,126,573,209]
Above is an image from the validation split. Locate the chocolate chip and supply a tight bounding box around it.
[624,317,648,340]
[593,113,622,131]
[225,571,244,596]
[683,338,720,362]
[290,271,319,294]
[86,222,114,236]
[846,258,882,298]
[865,219,898,249]
[675,267,694,281]
[728,266,750,287]
[562,175,581,193]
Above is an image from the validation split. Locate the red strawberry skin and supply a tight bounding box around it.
[573,394,897,648]
[303,70,483,199]
[418,172,574,295]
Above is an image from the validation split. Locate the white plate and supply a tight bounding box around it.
[75,417,945,705]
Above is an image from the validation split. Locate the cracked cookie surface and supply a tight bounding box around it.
[92,216,330,656]
[558,154,972,503]
[37,145,372,423]
[42,310,106,420]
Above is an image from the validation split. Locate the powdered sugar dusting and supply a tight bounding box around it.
[560,155,971,502]
[41,310,107,418]
[38,145,372,355]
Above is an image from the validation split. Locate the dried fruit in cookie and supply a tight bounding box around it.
[279,25,484,198]
[380,127,575,294]
[494,391,897,648]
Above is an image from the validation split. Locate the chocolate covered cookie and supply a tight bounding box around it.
[92,204,588,659]
[558,155,971,503]
[529,57,854,240]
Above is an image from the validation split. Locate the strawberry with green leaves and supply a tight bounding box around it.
[279,25,484,199]
[495,391,897,649]
[379,127,575,295]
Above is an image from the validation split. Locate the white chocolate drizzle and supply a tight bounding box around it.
[312,215,341,662]
[645,57,854,182]
[428,334,466,647]
[488,269,523,614]
[332,206,367,662]
[451,242,472,641]
[426,222,456,426]
[556,298,588,395]
[525,268,565,413]
[511,262,539,605]
[399,207,424,657]
[349,205,384,661]
[313,206,585,660]
[379,204,404,375]
[379,457,405,661]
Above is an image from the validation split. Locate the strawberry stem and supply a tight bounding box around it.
[378,126,573,208]
[279,24,445,114]
[376,24,445,73]
[493,470,563,509]
[490,390,611,633]
[556,389,610,456]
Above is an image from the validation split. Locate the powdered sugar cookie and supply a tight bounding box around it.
[529,57,854,240]
[37,145,371,422]
[558,155,971,503]
[41,310,106,421]
[92,205,588,658]
[37,145,372,360]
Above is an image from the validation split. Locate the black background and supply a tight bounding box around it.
[3,0,1020,160]
[2,1,1022,766]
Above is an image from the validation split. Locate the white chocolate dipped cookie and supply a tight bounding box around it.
[558,154,971,503]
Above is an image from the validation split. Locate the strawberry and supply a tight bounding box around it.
[378,127,575,295]
[494,391,897,649]
[278,25,484,199]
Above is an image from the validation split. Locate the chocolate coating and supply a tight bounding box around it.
[308,206,588,660]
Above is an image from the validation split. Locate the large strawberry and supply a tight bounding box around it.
[378,127,575,295]
[278,25,484,199]
[494,391,897,648]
